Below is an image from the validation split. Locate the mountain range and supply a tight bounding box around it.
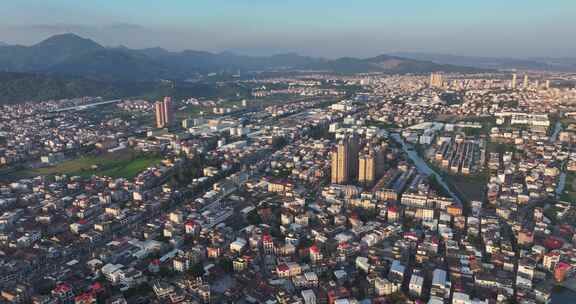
[0,33,485,81]
[13,33,576,104]
[391,52,576,72]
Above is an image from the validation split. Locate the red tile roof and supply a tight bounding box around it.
[276,263,289,272]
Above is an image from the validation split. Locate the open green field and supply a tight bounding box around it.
[442,172,488,202]
[417,144,487,203]
[427,159,488,203]
[175,105,208,120]
[174,95,311,122]
[20,149,162,179]
[486,141,517,154]
[560,173,576,203]
[174,99,246,121]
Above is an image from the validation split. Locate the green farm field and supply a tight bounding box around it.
[18,149,162,179]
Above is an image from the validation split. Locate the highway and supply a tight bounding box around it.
[51,99,123,112]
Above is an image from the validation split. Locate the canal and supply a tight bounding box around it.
[392,131,576,303]
[552,286,576,303]
[391,133,463,206]
[550,120,563,142]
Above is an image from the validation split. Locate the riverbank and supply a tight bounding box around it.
[552,285,576,303]
[390,133,463,206]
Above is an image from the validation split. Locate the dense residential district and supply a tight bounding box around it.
[2,72,576,304]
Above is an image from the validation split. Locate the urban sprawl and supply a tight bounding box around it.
[1,72,576,304]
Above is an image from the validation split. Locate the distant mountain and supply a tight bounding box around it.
[309,54,483,74]
[49,48,174,81]
[0,33,485,80]
[528,57,576,71]
[0,33,104,71]
[140,50,485,75]
[0,42,8,47]
[391,52,576,72]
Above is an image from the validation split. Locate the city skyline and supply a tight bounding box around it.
[2,2,576,304]
[1,0,575,58]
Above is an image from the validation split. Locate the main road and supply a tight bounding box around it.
[51,99,123,112]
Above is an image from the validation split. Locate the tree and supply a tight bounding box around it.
[122,282,151,300]
[272,136,288,149]
[218,258,234,273]
[318,270,332,281]
[298,237,314,249]
[402,217,415,231]
[247,211,262,225]
[158,266,176,278]
[387,292,408,304]
[189,263,205,278]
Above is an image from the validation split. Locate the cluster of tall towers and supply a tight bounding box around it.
[429,72,443,88]
[155,96,174,128]
[511,73,530,90]
[358,146,386,185]
[331,136,386,186]
[511,73,549,90]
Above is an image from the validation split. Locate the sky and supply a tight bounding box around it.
[0,0,574,58]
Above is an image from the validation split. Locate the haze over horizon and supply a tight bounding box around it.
[1,0,575,59]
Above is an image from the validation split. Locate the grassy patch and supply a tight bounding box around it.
[560,172,576,203]
[442,171,488,202]
[459,116,496,135]
[174,105,209,120]
[486,141,517,154]
[560,117,576,130]
[427,159,488,203]
[366,120,398,129]
[21,149,162,179]
[417,143,488,203]
[99,156,162,178]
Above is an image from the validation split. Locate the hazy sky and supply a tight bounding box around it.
[1,0,574,58]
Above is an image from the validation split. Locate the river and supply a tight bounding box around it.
[557,172,567,198]
[536,119,572,303]
[390,133,463,206]
[391,121,570,302]
[550,120,563,142]
[552,286,576,303]
[551,120,567,199]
